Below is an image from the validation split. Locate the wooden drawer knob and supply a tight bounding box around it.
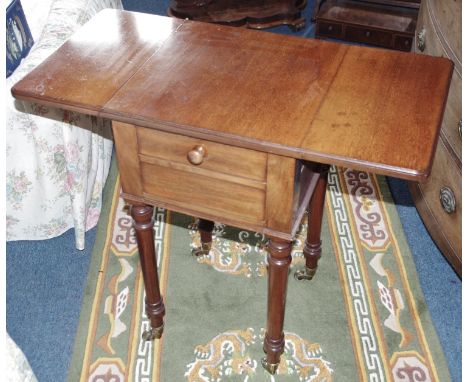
[187,145,206,165]
[439,187,456,214]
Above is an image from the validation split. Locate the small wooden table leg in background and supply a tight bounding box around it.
[295,164,330,281]
[192,218,215,256]
[130,204,166,340]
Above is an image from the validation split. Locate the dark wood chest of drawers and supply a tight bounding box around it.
[409,0,462,276]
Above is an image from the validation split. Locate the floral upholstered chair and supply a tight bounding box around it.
[6,0,123,249]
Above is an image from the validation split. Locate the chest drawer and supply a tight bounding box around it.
[345,25,393,48]
[413,137,461,263]
[316,20,343,38]
[439,70,462,164]
[415,0,461,164]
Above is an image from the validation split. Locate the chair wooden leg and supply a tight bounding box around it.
[131,204,165,340]
[295,164,330,281]
[192,218,214,256]
[262,238,292,374]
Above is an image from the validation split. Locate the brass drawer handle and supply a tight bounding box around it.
[417,28,426,52]
[187,145,206,165]
[439,187,456,214]
[458,119,462,139]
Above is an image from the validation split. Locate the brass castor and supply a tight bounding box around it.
[261,357,279,374]
[191,242,211,257]
[142,324,164,341]
[294,266,317,281]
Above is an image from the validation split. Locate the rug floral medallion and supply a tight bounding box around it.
[68,162,451,382]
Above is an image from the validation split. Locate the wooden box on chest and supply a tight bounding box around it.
[314,0,420,51]
[409,0,462,275]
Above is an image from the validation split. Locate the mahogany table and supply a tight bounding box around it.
[11,9,452,374]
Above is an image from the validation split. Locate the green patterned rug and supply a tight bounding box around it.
[68,158,450,381]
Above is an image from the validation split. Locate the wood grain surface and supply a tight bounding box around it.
[11,9,453,181]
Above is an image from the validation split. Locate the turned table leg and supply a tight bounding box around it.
[131,204,165,340]
[262,238,292,374]
[192,218,214,256]
[295,164,330,281]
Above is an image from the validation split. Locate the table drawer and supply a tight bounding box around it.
[134,126,267,225]
[140,160,266,224]
[137,127,267,182]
